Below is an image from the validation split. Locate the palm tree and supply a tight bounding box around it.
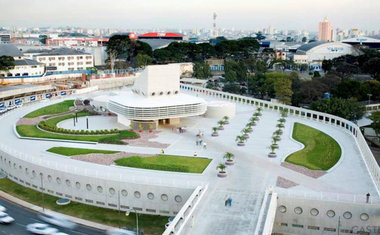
[269,144,278,153]
[276,123,284,129]
[246,123,253,131]
[216,163,227,173]
[280,109,288,118]
[278,118,286,124]
[257,107,263,112]
[218,120,225,130]
[212,127,218,136]
[236,135,247,146]
[241,128,250,138]
[272,135,281,142]
[274,129,283,136]
[223,116,230,124]
[224,152,235,162]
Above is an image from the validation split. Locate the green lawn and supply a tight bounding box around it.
[115,155,211,173]
[16,125,138,144]
[285,122,342,170]
[0,178,167,234]
[47,147,119,156]
[24,100,75,118]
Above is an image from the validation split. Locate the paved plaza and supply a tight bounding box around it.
[1,88,378,234]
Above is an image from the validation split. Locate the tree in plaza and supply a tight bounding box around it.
[363,57,380,80]
[322,59,333,73]
[274,77,293,105]
[368,112,380,138]
[136,53,153,68]
[310,98,365,121]
[193,61,211,79]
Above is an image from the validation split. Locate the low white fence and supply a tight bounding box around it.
[162,185,208,235]
[365,103,380,113]
[180,84,380,195]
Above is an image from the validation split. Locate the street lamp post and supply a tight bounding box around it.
[126,209,139,235]
[368,94,372,105]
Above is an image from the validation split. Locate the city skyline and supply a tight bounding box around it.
[0,0,379,31]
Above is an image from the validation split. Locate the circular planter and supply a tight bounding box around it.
[217,172,227,178]
[56,198,71,206]
[268,153,277,158]
[237,142,245,146]
[243,134,249,139]
[225,160,234,166]
[224,121,229,124]
[271,144,279,148]
[218,126,224,130]
[247,128,253,132]
[212,132,219,137]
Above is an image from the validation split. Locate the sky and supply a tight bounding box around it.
[0,0,379,31]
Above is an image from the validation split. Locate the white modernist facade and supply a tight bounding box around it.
[108,64,207,126]
[293,41,361,64]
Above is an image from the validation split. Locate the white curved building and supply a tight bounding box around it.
[107,64,207,129]
[293,41,361,64]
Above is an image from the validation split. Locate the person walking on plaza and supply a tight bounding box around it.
[227,197,232,207]
[224,195,228,207]
[203,142,207,149]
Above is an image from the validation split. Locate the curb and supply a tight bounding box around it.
[0,190,114,231]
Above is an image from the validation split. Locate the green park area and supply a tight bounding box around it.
[47,147,119,156]
[16,125,137,144]
[0,178,167,234]
[285,122,341,170]
[115,155,211,173]
[24,100,75,118]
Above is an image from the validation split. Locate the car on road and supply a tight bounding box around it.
[26,223,58,234]
[0,212,14,224]
[0,204,7,212]
[106,228,136,235]
[38,212,76,229]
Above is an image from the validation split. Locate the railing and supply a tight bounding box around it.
[255,189,277,235]
[365,103,380,113]
[162,185,208,235]
[275,187,380,205]
[180,84,380,195]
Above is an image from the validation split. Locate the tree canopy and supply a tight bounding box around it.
[310,98,364,121]
[0,56,15,72]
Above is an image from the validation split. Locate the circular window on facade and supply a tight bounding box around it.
[327,210,336,218]
[19,165,22,171]
[343,211,352,219]
[174,91,179,94]
[167,91,171,95]
[294,207,303,215]
[310,208,319,216]
[48,175,52,182]
[56,177,61,184]
[147,193,154,200]
[13,163,16,169]
[151,92,155,96]
[134,191,141,198]
[32,170,37,178]
[360,213,369,221]
[161,194,168,201]
[97,186,103,193]
[65,180,71,187]
[279,205,287,213]
[86,184,92,191]
[175,195,182,203]
[75,182,81,189]
[159,92,163,95]
[121,190,128,197]
[109,188,116,195]
[25,168,29,175]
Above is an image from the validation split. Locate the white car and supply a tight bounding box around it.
[0,204,6,212]
[26,223,58,234]
[0,212,14,224]
[38,213,76,229]
[106,228,136,235]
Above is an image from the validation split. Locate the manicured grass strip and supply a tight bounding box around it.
[0,178,167,234]
[24,100,75,118]
[47,147,119,156]
[115,155,211,173]
[16,125,138,144]
[285,122,342,170]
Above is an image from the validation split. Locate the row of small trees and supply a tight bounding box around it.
[216,152,235,177]
[235,107,263,146]
[268,110,288,157]
[211,116,230,136]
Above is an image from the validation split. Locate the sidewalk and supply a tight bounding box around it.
[0,190,114,231]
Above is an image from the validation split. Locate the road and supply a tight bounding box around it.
[0,197,105,235]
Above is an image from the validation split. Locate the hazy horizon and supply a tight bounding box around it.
[1,0,379,31]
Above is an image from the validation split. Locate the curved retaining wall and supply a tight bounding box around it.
[180,84,380,195]
[0,104,195,216]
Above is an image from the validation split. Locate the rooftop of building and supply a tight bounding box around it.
[31,48,90,56]
[0,44,24,57]
[13,59,43,66]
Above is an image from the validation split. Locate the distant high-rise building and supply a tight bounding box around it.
[318,17,332,41]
